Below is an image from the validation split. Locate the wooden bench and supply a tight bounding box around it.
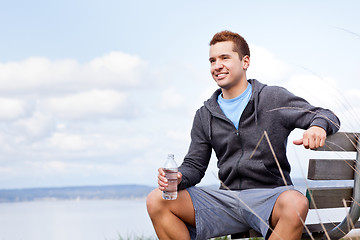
[231,132,360,240]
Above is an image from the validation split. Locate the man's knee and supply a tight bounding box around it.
[277,190,309,220]
[272,190,309,230]
[146,188,196,227]
[146,188,163,217]
[296,194,309,218]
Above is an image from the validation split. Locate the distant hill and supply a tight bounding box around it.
[0,178,353,203]
[0,184,154,203]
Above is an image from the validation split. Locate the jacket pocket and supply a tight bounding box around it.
[238,159,284,188]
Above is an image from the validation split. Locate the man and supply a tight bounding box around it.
[146,30,340,240]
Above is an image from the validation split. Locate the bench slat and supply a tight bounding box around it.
[316,132,358,152]
[306,187,353,209]
[308,159,356,180]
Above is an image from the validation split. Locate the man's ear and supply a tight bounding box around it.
[243,55,250,70]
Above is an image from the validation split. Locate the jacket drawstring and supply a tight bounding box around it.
[254,95,259,125]
[208,114,213,141]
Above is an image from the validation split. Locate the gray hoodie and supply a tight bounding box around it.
[178,79,340,190]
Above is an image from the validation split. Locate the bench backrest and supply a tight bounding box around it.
[305,132,360,239]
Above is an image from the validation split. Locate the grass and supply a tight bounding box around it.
[117,233,359,239]
[117,235,264,240]
[117,233,157,240]
[117,234,273,240]
[212,237,263,240]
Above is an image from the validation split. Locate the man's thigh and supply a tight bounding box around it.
[169,188,196,226]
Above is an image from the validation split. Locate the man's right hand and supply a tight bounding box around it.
[158,168,182,191]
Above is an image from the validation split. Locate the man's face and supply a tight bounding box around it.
[209,41,247,90]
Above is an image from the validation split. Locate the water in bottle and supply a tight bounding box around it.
[162,154,178,200]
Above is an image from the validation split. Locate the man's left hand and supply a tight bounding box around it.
[293,126,326,149]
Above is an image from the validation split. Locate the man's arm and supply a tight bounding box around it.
[269,86,340,149]
[272,86,340,138]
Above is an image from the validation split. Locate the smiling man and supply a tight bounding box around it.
[146,30,340,240]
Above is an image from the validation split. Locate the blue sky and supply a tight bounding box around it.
[0,0,359,189]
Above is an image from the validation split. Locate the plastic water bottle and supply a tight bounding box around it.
[162,154,178,200]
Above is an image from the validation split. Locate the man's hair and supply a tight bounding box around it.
[210,30,250,59]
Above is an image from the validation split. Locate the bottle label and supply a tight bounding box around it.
[164,168,177,192]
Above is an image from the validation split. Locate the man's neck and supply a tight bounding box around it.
[221,79,248,99]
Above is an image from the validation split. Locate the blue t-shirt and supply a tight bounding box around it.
[217,83,252,130]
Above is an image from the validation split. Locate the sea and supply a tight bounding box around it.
[0,197,359,240]
[0,199,156,240]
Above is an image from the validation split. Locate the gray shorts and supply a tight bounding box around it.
[186,185,294,240]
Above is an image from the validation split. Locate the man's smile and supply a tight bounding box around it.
[215,72,228,79]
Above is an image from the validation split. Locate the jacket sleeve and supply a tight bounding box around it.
[178,109,212,190]
[272,86,340,135]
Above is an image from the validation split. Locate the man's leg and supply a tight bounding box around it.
[146,188,195,240]
[268,190,309,240]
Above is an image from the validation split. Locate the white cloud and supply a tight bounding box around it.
[166,129,190,142]
[161,88,185,109]
[284,74,341,109]
[0,98,26,120]
[333,89,360,131]
[0,51,148,93]
[47,133,92,151]
[28,160,68,173]
[13,112,54,140]
[0,51,154,186]
[89,52,146,82]
[0,57,77,92]
[0,133,13,152]
[27,130,152,156]
[347,89,360,102]
[283,74,360,131]
[338,106,360,131]
[247,45,292,83]
[43,89,127,119]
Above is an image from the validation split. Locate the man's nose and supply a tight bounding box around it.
[214,61,223,70]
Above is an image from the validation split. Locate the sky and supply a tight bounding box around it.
[0,0,359,189]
